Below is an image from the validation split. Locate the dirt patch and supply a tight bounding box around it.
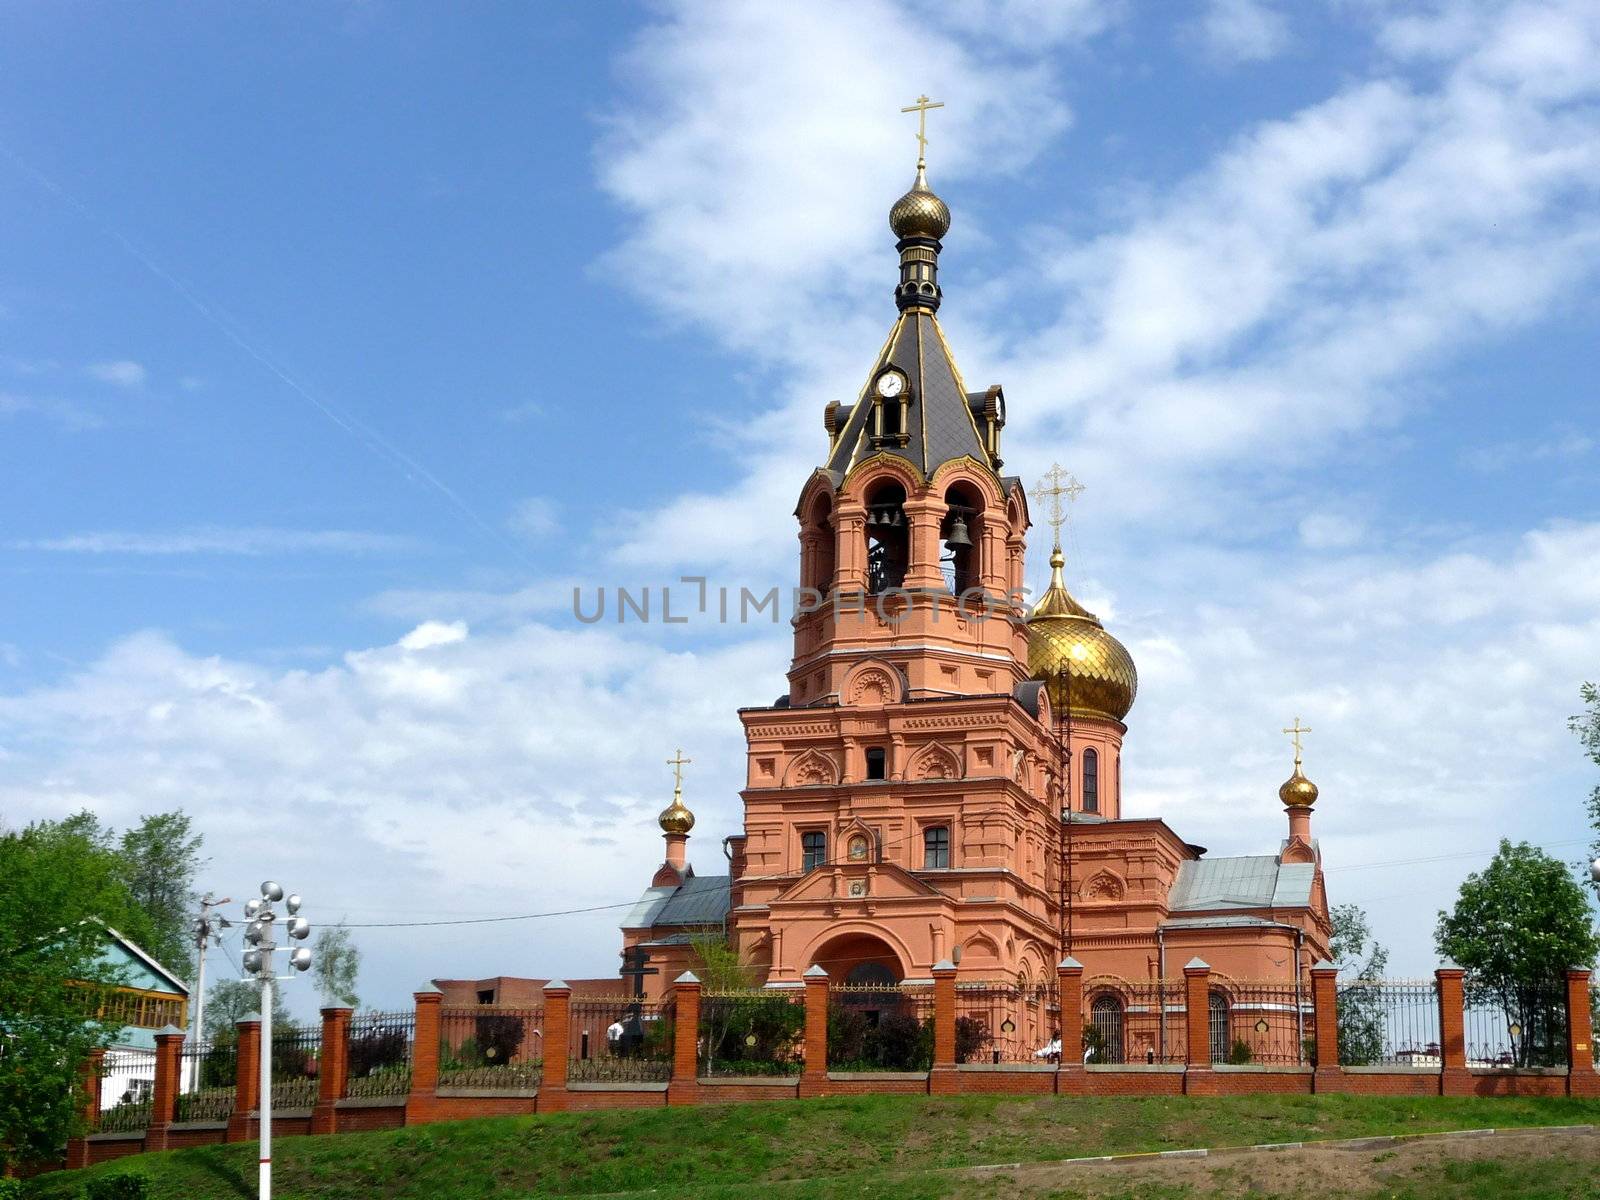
[956,1127,1600,1198]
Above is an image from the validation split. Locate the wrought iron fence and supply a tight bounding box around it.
[438,1006,543,1090]
[269,1024,322,1109]
[698,989,805,1077]
[175,1038,236,1122]
[827,982,936,1071]
[1336,979,1439,1067]
[1212,980,1309,1065]
[567,997,674,1082]
[346,1009,416,1098]
[952,983,1058,1065]
[1082,978,1186,1064]
[1464,978,1569,1069]
[99,1047,158,1129]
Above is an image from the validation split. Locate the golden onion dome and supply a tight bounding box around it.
[658,788,695,835]
[1026,549,1138,722]
[889,162,951,240]
[1278,766,1319,809]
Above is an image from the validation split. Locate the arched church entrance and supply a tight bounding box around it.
[810,932,905,1028]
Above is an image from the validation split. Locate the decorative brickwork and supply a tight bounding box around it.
[1310,961,1343,1093]
[1565,968,1598,1097]
[311,1007,352,1134]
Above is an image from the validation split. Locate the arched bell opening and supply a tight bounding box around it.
[941,481,983,596]
[802,492,836,595]
[864,480,908,594]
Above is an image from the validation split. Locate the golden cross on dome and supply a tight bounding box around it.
[1282,717,1312,767]
[1035,462,1086,552]
[666,748,692,792]
[900,94,945,166]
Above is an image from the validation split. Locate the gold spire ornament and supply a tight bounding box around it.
[658,748,696,834]
[890,94,951,242]
[1025,465,1137,721]
[900,94,945,167]
[1278,718,1319,808]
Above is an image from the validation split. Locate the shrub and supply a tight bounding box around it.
[1228,1038,1254,1065]
[85,1173,152,1200]
[0,1178,22,1200]
[954,1015,987,1064]
[1081,1022,1106,1064]
[348,1027,409,1078]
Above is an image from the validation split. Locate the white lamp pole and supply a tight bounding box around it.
[241,881,312,1200]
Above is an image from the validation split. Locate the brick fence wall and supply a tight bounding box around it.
[58,964,1600,1171]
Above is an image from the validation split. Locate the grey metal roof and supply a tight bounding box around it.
[1168,855,1315,913]
[620,886,675,931]
[657,874,731,925]
[826,311,994,479]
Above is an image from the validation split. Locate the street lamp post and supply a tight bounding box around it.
[241,881,312,1200]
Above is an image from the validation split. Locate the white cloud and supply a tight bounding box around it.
[0,620,781,1013]
[1298,512,1367,550]
[398,621,468,651]
[86,360,147,388]
[1192,0,1290,65]
[13,528,414,556]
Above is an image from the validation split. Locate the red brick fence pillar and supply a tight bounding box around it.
[143,1025,184,1152]
[539,981,572,1113]
[1183,959,1218,1095]
[669,971,701,1106]
[929,960,957,1096]
[311,1006,352,1134]
[226,1015,261,1142]
[404,986,442,1124]
[1437,965,1470,1096]
[1056,957,1086,1095]
[799,966,829,1099]
[1566,967,1598,1097]
[64,1047,105,1169]
[1310,959,1344,1092]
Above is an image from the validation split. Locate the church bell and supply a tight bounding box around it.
[945,514,972,548]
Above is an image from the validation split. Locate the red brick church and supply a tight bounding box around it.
[442,147,1332,1058]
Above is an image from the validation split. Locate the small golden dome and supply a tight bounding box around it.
[1026,549,1138,722]
[658,791,695,835]
[889,162,951,240]
[1278,766,1319,808]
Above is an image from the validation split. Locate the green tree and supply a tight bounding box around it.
[1571,681,1600,863]
[1435,839,1600,1068]
[203,977,289,1041]
[116,811,204,980]
[312,922,361,1009]
[1329,903,1390,1066]
[0,815,153,1170]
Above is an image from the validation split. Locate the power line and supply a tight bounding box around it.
[329,834,1594,932]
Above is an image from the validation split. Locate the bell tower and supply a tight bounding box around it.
[730,104,1066,992]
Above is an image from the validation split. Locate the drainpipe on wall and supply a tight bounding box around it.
[1294,927,1305,1065]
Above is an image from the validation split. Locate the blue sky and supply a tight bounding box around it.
[3,0,1598,1017]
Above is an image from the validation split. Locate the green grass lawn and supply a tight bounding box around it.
[27,1093,1600,1200]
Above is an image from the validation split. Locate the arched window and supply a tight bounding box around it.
[1089,995,1124,1064]
[1208,992,1230,1063]
[922,825,950,869]
[801,830,826,872]
[864,480,908,593]
[941,483,982,595]
[804,493,835,594]
[1082,748,1099,814]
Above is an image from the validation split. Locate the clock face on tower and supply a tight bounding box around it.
[876,371,905,399]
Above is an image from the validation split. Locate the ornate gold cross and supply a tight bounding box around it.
[1282,717,1311,767]
[1034,462,1086,551]
[900,94,945,165]
[667,748,692,791]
